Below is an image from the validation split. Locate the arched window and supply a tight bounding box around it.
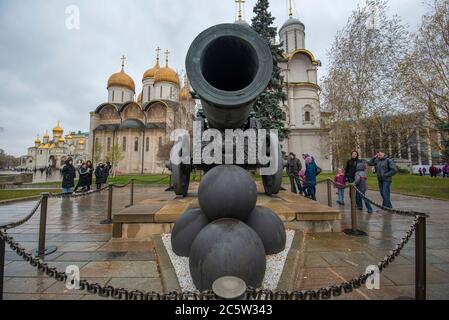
[121,91,124,102]
[107,137,111,151]
[122,137,126,152]
[158,136,163,146]
[146,137,150,152]
[134,137,139,152]
[112,90,115,101]
[305,111,311,122]
[160,86,163,98]
[303,105,313,124]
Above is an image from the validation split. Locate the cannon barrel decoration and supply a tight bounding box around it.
[186,23,273,129]
[168,23,282,197]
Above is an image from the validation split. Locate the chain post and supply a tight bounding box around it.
[32,193,57,257]
[130,179,134,207]
[327,179,332,207]
[415,216,426,300]
[0,233,5,300]
[101,185,113,224]
[350,185,357,230]
[343,185,367,237]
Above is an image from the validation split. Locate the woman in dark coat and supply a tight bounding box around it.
[344,151,361,183]
[61,157,76,194]
[86,160,94,191]
[74,162,90,192]
[95,163,107,190]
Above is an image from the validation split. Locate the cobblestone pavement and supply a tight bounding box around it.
[1,183,448,300]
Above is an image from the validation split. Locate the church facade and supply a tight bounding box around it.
[87,52,195,174]
[278,14,332,171]
[25,122,89,170]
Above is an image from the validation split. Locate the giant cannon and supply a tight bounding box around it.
[167,23,284,197]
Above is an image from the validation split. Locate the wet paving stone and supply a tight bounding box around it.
[80,261,159,278]
[106,277,162,292]
[54,251,155,261]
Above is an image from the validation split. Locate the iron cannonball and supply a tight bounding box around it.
[198,165,257,221]
[246,206,286,255]
[171,208,210,257]
[189,218,266,291]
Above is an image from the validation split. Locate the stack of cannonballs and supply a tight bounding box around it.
[171,165,286,291]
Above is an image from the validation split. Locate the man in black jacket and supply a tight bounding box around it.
[367,151,398,208]
[287,153,303,194]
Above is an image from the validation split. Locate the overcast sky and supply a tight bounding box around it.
[0,0,428,156]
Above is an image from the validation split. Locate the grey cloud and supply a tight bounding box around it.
[0,0,427,156]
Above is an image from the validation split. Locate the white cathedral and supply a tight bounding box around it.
[277,8,332,170]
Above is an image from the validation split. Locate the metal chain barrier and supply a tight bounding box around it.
[352,185,429,218]
[0,198,42,230]
[0,214,418,300]
[0,174,426,300]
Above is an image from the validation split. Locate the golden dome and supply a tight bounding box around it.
[34,136,41,144]
[58,137,65,143]
[143,61,160,81]
[53,121,63,135]
[43,131,49,139]
[107,67,135,92]
[179,86,191,100]
[66,134,73,139]
[79,139,85,145]
[137,91,143,104]
[154,67,180,86]
[179,75,191,100]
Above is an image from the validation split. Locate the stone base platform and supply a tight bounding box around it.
[112,186,341,239]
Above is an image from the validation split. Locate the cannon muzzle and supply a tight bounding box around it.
[186,23,273,129]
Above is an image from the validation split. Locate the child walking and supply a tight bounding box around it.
[334,168,346,205]
[354,162,373,214]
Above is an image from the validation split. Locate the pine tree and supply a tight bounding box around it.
[251,0,288,141]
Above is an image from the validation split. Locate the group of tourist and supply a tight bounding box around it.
[61,158,111,194]
[418,164,449,178]
[286,153,321,201]
[287,150,399,213]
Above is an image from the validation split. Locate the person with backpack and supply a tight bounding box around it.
[304,155,321,201]
[367,151,398,208]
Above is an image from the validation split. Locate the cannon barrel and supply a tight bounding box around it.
[186,23,274,129]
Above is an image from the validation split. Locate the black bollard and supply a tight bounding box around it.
[327,179,332,207]
[415,216,426,300]
[101,185,113,224]
[130,179,134,207]
[343,185,367,237]
[0,234,5,300]
[32,193,57,257]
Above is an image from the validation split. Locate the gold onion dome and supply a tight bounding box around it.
[143,60,160,80]
[154,67,180,86]
[53,121,63,135]
[107,59,135,92]
[79,139,85,145]
[34,136,41,144]
[154,50,180,86]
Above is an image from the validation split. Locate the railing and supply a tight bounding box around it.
[0,176,429,300]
